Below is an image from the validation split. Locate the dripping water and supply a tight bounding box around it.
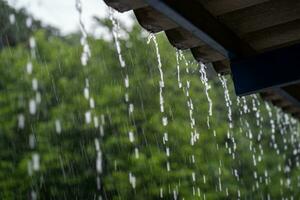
[176,51,200,196]
[75,1,102,198]
[147,33,171,174]
[199,62,212,128]
[109,8,141,190]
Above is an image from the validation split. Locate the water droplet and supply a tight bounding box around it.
[162,116,168,126]
[95,138,100,151]
[163,132,168,144]
[31,190,37,200]
[32,153,40,171]
[129,103,134,114]
[84,87,89,99]
[166,147,170,157]
[35,92,41,104]
[94,116,99,128]
[29,134,35,149]
[29,37,36,49]
[192,172,196,182]
[135,147,139,159]
[99,125,104,137]
[29,99,36,115]
[27,160,33,176]
[55,119,62,134]
[128,131,135,143]
[18,114,25,129]
[96,151,102,174]
[129,172,136,189]
[90,97,95,108]
[32,78,38,91]
[85,111,91,124]
[26,62,33,74]
[26,17,32,27]
[9,14,15,24]
[124,75,129,88]
[124,93,129,102]
[167,161,171,172]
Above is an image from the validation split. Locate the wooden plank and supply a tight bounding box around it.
[165,28,205,49]
[262,89,300,116]
[273,88,300,110]
[104,0,146,12]
[197,0,269,16]
[144,0,255,58]
[272,99,292,108]
[219,0,300,35]
[134,6,178,33]
[282,106,300,114]
[260,91,282,101]
[242,19,300,51]
[212,60,231,74]
[191,45,225,63]
[282,84,300,101]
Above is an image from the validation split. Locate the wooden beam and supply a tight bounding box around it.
[273,88,300,110]
[242,19,300,51]
[198,0,269,16]
[191,45,225,63]
[260,91,282,101]
[212,60,231,75]
[219,0,300,35]
[134,6,177,33]
[165,28,205,49]
[104,0,146,12]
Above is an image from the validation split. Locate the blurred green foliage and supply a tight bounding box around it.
[0,1,58,48]
[0,2,300,200]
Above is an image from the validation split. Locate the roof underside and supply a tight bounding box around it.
[104,0,300,119]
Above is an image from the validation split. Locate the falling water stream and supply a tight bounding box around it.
[176,51,202,198]
[199,62,213,128]
[75,1,103,199]
[147,34,171,176]
[109,8,139,191]
[24,16,41,200]
[218,74,243,198]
